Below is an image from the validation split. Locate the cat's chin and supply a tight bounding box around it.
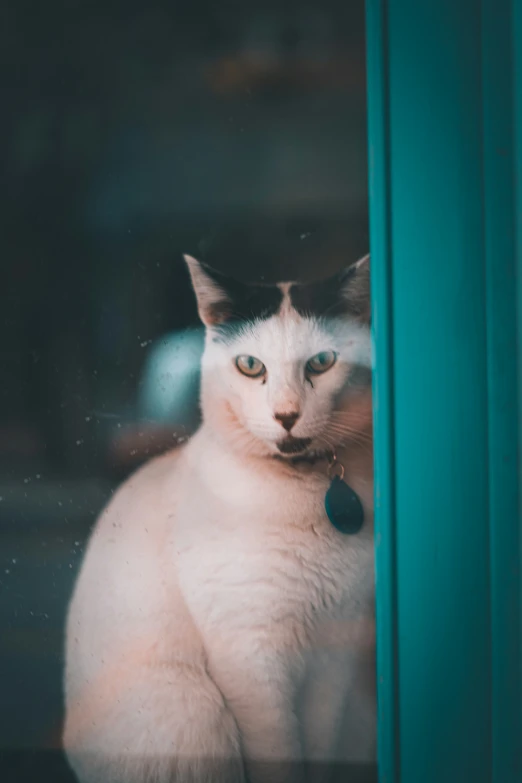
[273,447,333,466]
[275,436,313,456]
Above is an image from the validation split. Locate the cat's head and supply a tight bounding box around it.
[185,254,372,460]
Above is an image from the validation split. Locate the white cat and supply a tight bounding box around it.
[63,254,376,783]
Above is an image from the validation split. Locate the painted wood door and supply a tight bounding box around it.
[366,2,522,782]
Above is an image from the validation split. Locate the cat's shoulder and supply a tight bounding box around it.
[127,444,186,488]
[94,444,187,536]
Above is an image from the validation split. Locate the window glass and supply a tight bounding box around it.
[1,3,370,781]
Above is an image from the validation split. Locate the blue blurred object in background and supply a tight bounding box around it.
[139,328,204,431]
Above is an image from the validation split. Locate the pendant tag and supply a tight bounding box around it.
[324,455,365,535]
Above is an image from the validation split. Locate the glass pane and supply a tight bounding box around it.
[1,2,372,782]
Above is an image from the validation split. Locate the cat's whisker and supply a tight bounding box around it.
[328,429,372,446]
[329,414,372,430]
[323,424,373,453]
[328,425,373,443]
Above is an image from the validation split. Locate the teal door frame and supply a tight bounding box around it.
[366,2,522,782]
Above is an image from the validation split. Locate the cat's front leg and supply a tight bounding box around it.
[207,643,305,783]
[300,650,376,783]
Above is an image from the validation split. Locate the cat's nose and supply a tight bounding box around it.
[274,411,300,432]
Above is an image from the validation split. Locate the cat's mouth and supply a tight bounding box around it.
[276,436,312,455]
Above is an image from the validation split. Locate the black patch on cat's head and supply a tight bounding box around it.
[185,254,370,340]
[290,255,370,321]
[185,255,283,339]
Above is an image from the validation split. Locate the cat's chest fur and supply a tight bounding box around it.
[170,436,374,652]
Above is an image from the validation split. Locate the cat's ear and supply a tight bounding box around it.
[338,254,370,322]
[184,255,235,327]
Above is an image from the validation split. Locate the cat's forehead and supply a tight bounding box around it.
[213,303,367,364]
[234,308,328,353]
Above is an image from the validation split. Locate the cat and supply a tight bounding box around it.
[63,253,376,783]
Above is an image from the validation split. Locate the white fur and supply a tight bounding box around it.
[63,264,375,783]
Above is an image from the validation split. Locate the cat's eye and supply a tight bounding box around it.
[306,351,337,375]
[235,355,266,378]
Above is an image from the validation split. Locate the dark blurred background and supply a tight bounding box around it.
[0,0,367,779]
